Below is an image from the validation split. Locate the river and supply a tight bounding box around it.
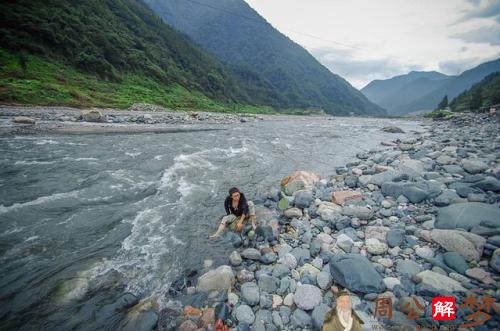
[0,116,420,330]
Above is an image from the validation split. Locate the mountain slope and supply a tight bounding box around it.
[405,58,500,114]
[449,72,500,111]
[0,0,252,103]
[361,71,450,114]
[143,0,385,116]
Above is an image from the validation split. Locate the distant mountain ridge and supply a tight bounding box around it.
[143,0,385,116]
[362,59,500,115]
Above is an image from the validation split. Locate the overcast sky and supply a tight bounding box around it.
[244,0,500,89]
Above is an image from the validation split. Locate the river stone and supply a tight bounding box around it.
[399,159,424,177]
[490,248,500,273]
[196,265,234,291]
[396,260,423,277]
[462,159,488,174]
[241,248,261,260]
[235,305,255,324]
[316,271,332,290]
[329,254,385,293]
[81,110,104,122]
[366,238,388,255]
[12,116,36,124]
[293,284,322,310]
[258,275,279,294]
[369,169,400,186]
[241,282,260,306]
[317,202,342,221]
[291,309,312,328]
[415,246,434,259]
[431,229,485,262]
[312,304,330,329]
[434,189,463,207]
[383,277,401,290]
[465,267,495,285]
[284,207,303,219]
[416,270,466,292]
[472,176,500,192]
[342,205,374,220]
[386,229,405,247]
[365,226,390,242]
[435,202,500,230]
[284,180,305,195]
[290,247,311,266]
[294,190,314,209]
[336,233,354,252]
[279,253,298,270]
[443,252,469,274]
[229,251,242,266]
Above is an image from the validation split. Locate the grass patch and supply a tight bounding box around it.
[423,109,456,120]
[0,48,279,114]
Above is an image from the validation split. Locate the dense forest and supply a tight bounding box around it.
[449,72,500,111]
[143,0,385,116]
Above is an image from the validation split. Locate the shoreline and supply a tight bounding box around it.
[155,112,499,330]
[0,105,418,136]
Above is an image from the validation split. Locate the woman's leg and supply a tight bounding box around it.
[210,215,236,238]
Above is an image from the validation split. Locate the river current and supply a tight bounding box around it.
[0,116,420,330]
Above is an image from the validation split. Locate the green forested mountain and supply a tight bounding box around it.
[142,0,385,116]
[449,72,500,111]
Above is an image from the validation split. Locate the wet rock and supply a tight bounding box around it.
[329,254,385,293]
[196,266,234,292]
[436,202,500,230]
[382,126,405,133]
[472,176,500,192]
[258,275,279,294]
[229,251,242,266]
[490,248,500,273]
[434,189,464,206]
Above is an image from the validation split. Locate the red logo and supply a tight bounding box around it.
[432,297,456,320]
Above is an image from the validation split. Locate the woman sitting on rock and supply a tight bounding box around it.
[209,187,256,238]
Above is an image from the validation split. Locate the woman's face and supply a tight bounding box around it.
[231,192,240,200]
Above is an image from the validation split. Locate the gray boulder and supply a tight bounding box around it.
[241,282,260,306]
[235,304,255,324]
[293,284,322,310]
[329,254,385,293]
[291,309,312,328]
[196,265,234,291]
[472,177,500,192]
[443,252,469,274]
[435,202,500,230]
[462,159,488,174]
[431,229,485,262]
[294,190,314,209]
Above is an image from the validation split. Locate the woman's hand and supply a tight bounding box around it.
[235,218,244,232]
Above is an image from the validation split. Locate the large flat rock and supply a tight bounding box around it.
[435,202,500,230]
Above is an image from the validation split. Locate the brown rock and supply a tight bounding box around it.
[280,170,320,187]
[200,308,215,327]
[178,320,198,331]
[332,191,363,205]
[183,306,202,317]
[465,268,495,285]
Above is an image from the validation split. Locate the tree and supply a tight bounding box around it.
[436,95,448,110]
[470,88,482,110]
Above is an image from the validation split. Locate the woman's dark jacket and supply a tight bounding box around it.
[224,192,249,217]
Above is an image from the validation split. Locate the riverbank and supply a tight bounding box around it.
[0,104,270,135]
[156,112,500,330]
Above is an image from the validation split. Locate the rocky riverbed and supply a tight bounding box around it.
[157,113,500,331]
[0,104,266,135]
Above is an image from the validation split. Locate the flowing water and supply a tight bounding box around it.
[0,116,420,330]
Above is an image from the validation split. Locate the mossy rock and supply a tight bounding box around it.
[278,197,290,210]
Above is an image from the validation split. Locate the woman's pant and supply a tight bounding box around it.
[220,201,255,226]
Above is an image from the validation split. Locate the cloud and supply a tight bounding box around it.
[452,25,500,45]
[438,57,480,75]
[310,46,423,89]
[463,1,500,19]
